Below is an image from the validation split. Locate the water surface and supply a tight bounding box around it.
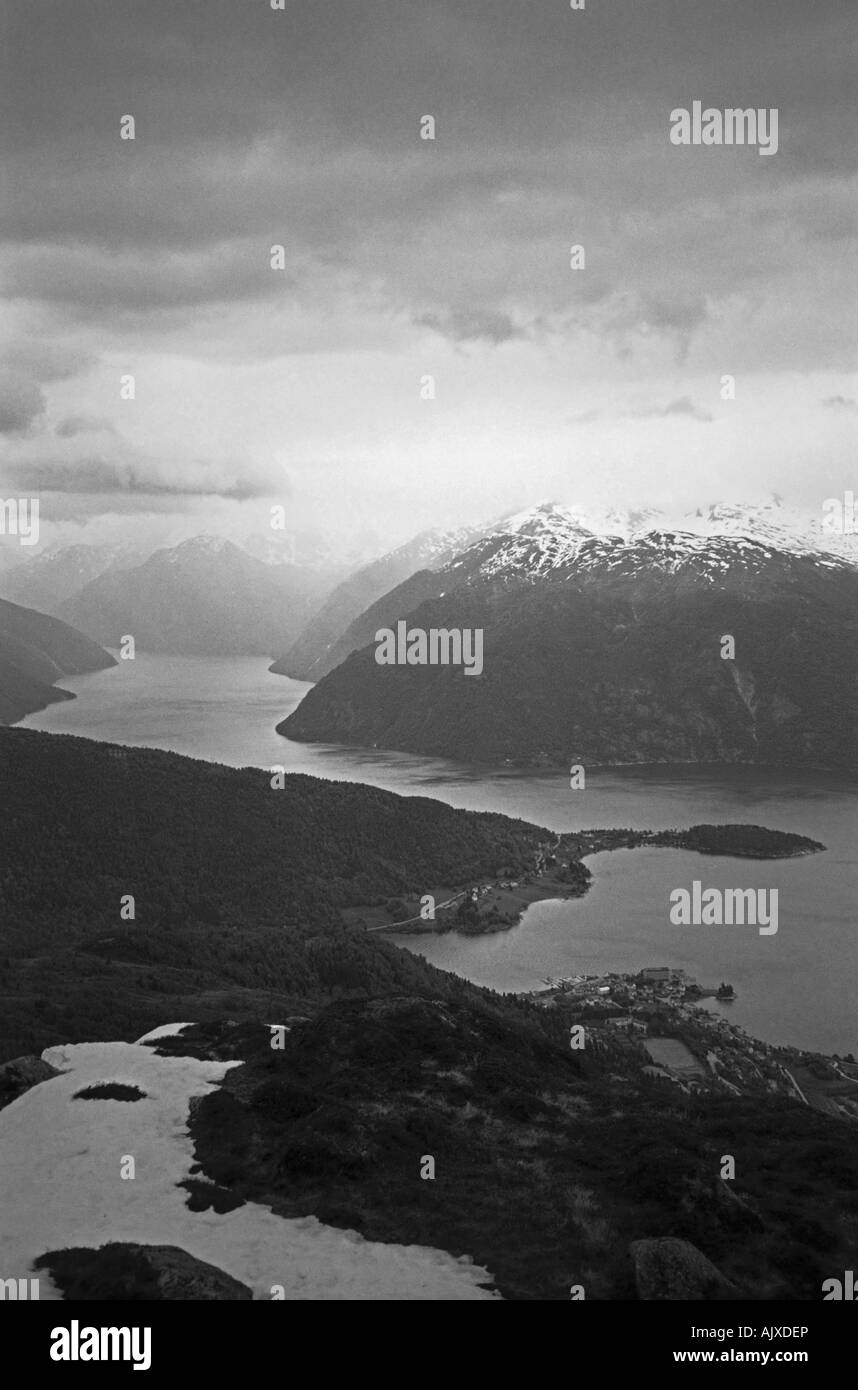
[22,654,858,1055]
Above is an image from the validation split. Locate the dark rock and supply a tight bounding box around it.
[36,1242,253,1300]
[139,1245,253,1299]
[0,1055,61,1112]
[631,1237,736,1300]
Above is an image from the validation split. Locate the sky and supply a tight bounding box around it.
[0,0,855,557]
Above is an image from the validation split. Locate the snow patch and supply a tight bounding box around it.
[135,1023,194,1045]
[0,1040,499,1301]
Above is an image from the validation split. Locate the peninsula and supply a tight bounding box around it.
[347,823,825,937]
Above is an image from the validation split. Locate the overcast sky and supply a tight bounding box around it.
[1,0,855,556]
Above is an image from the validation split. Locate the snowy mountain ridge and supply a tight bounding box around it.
[449,498,856,584]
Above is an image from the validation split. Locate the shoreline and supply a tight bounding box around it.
[514,965,858,1123]
[347,822,825,938]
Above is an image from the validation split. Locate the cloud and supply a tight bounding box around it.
[821,395,858,413]
[0,371,46,434]
[3,241,293,313]
[657,397,713,422]
[569,396,713,425]
[1,454,284,500]
[415,307,524,345]
[55,414,118,438]
[0,0,853,550]
[1,342,98,383]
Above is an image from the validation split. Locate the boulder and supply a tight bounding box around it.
[0,1055,61,1111]
[630,1237,736,1300]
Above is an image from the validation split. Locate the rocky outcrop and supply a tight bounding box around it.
[630,1237,736,1300]
[137,1245,253,1299]
[36,1243,253,1300]
[0,1055,61,1111]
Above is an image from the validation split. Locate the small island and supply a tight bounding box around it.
[348,822,825,937]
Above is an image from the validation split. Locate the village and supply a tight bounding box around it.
[526,966,858,1124]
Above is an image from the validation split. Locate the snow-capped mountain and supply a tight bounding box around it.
[570,529,855,583]
[468,501,597,579]
[432,498,857,589]
[677,497,858,566]
[279,499,858,771]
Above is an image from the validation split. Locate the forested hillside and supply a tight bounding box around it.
[0,597,116,724]
[0,727,543,1059]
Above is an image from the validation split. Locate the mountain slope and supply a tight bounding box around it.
[0,598,116,724]
[61,536,331,657]
[279,507,596,684]
[270,525,486,681]
[278,507,858,770]
[1,729,855,1301]
[0,726,549,1062]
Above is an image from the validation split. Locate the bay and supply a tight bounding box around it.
[21,653,858,1055]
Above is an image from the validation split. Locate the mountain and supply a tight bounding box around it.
[278,503,858,770]
[0,597,116,724]
[241,527,362,579]
[0,542,149,618]
[270,525,487,681]
[0,728,854,1301]
[678,497,858,566]
[61,535,333,657]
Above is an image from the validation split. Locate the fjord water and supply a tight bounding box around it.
[22,653,858,1055]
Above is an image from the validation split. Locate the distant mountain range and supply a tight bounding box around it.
[270,525,487,681]
[278,502,858,770]
[59,535,333,657]
[0,542,149,619]
[0,597,116,724]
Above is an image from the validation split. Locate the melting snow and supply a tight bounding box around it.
[0,1037,499,1301]
[135,1023,194,1044]
[445,499,856,585]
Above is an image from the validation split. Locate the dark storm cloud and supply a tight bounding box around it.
[1,0,853,360]
[4,0,852,161]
